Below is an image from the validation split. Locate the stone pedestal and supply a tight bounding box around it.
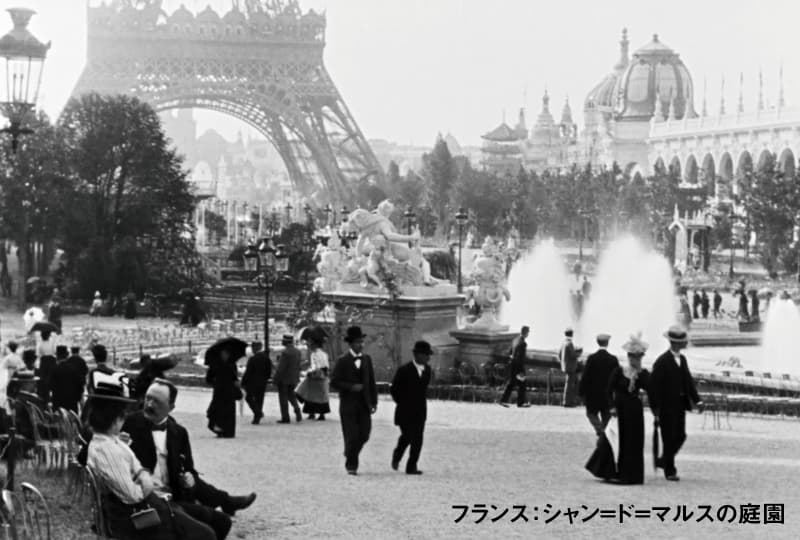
[449,329,517,373]
[322,285,463,378]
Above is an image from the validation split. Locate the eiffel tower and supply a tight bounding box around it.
[71,0,384,201]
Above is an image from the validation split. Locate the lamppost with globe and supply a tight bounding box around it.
[0,8,50,153]
[244,238,289,348]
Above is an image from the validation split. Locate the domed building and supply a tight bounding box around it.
[580,30,697,173]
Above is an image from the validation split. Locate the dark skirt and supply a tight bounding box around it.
[206,390,236,438]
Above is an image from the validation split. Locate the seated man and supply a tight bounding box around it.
[122,379,256,540]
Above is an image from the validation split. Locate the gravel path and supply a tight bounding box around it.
[170,388,800,539]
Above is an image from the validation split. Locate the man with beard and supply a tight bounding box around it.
[123,379,256,538]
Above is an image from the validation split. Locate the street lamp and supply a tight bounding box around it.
[403,206,416,235]
[340,206,350,224]
[0,8,50,153]
[324,203,333,226]
[455,207,468,293]
[244,238,289,349]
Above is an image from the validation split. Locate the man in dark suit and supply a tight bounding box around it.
[330,326,378,475]
[124,379,256,539]
[578,333,619,436]
[87,344,116,392]
[51,345,82,412]
[559,328,582,407]
[390,340,432,475]
[273,335,302,423]
[648,326,701,482]
[499,326,530,408]
[241,341,271,424]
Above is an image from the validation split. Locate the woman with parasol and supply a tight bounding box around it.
[205,338,246,438]
[585,333,651,485]
[132,354,179,408]
[295,326,331,421]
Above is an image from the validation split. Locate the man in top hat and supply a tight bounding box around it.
[559,328,582,407]
[579,333,619,436]
[51,345,82,412]
[242,341,272,425]
[648,326,701,481]
[390,340,433,475]
[330,326,378,475]
[88,344,117,391]
[273,334,302,423]
[499,326,530,408]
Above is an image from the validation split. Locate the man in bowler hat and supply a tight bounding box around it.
[241,342,271,425]
[649,326,701,481]
[578,333,619,436]
[390,340,432,475]
[330,326,378,475]
[499,326,530,408]
[559,328,582,407]
[273,335,302,423]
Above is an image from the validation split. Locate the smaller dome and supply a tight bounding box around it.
[168,4,195,24]
[196,6,221,24]
[223,8,247,25]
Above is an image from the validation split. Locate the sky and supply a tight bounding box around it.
[14,0,800,147]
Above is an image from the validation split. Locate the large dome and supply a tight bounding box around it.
[584,29,630,113]
[614,34,696,120]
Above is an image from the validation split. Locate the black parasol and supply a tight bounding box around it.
[29,321,60,335]
[204,337,248,366]
[299,325,329,344]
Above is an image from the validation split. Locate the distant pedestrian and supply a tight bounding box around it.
[700,289,710,319]
[295,328,331,421]
[579,333,619,436]
[89,291,102,316]
[273,335,302,424]
[559,328,582,407]
[47,294,63,333]
[330,326,378,475]
[51,345,82,412]
[582,276,592,299]
[749,290,760,322]
[390,340,433,475]
[712,290,722,318]
[123,291,137,319]
[242,342,271,424]
[35,330,57,403]
[692,290,701,319]
[499,326,530,408]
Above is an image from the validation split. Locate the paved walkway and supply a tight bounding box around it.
[172,388,800,539]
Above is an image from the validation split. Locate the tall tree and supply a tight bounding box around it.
[59,93,205,298]
[422,136,457,237]
[742,153,800,274]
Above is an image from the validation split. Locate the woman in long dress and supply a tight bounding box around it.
[296,329,331,421]
[206,350,240,438]
[585,332,651,485]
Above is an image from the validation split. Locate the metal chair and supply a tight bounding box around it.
[84,467,112,540]
[19,483,51,540]
[493,363,508,402]
[457,362,478,402]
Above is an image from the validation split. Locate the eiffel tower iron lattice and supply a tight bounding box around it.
[70,1,384,202]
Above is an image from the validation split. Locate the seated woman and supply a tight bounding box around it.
[85,372,215,540]
[585,333,651,485]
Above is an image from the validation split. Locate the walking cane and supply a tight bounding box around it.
[652,416,660,473]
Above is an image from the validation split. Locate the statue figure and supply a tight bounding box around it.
[464,230,475,249]
[462,237,511,330]
[359,237,387,288]
[315,229,348,291]
[346,200,435,287]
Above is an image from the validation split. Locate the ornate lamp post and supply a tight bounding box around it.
[340,205,349,225]
[324,203,333,227]
[0,8,50,153]
[403,206,416,235]
[244,238,289,349]
[455,207,468,293]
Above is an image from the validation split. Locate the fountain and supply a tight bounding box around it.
[760,297,800,376]
[579,236,678,363]
[501,238,574,349]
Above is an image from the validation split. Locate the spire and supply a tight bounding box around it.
[701,77,707,117]
[542,89,550,113]
[614,28,629,70]
[737,72,744,113]
[758,67,764,110]
[667,89,676,120]
[719,76,726,116]
[779,63,785,109]
[560,96,573,125]
[654,90,665,121]
[517,107,526,130]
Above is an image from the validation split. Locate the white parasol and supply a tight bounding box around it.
[23,307,46,333]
